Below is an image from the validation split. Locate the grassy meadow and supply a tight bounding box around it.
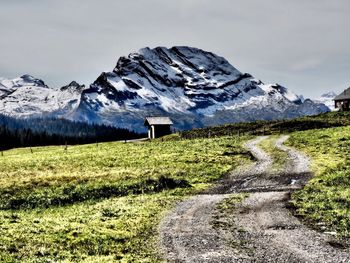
[288,126,350,237]
[0,135,251,262]
[1,111,349,261]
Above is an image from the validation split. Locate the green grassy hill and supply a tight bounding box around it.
[0,111,349,262]
[0,136,251,262]
[181,111,350,138]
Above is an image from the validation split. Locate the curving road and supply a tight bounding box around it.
[159,136,350,262]
[159,136,273,262]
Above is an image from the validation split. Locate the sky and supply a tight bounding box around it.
[0,0,349,98]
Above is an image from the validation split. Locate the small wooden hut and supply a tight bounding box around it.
[334,87,350,111]
[144,117,173,139]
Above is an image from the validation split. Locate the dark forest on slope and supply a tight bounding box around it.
[0,114,144,150]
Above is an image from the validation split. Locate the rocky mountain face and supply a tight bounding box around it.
[0,47,330,132]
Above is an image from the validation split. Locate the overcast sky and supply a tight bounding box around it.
[0,0,349,98]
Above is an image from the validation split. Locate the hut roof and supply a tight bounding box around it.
[144,117,173,126]
[334,87,350,100]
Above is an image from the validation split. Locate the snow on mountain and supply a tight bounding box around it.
[0,47,330,131]
[313,91,337,111]
[72,46,329,131]
[0,75,84,117]
[259,83,304,104]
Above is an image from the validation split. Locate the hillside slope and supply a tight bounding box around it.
[0,114,349,261]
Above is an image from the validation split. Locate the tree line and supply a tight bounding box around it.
[0,114,144,150]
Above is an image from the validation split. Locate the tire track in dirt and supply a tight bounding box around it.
[159,136,272,262]
[232,135,350,263]
[159,136,350,262]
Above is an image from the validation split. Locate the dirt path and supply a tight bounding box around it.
[159,136,272,262]
[275,135,309,174]
[159,136,350,262]
[232,135,350,262]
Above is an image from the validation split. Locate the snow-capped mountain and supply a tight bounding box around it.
[313,91,337,111]
[72,46,328,131]
[0,47,329,131]
[0,75,84,117]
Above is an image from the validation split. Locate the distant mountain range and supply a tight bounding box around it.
[0,75,83,118]
[0,46,330,132]
[313,91,337,111]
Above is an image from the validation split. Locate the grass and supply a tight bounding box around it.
[0,137,251,210]
[258,136,288,173]
[0,136,251,262]
[181,111,350,139]
[2,111,349,261]
[212,194,249,230]
[0,192,184,263]
[212,194,250,252]
[287,126,350,237]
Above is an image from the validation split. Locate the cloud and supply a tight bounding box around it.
[0,0,349,98]
[289,58,323,72]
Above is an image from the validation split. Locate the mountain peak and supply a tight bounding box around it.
[60,81,85,92]
[0,75,48,90]
[0,46,330,131]
[20,74,36,80]
[18,74,48,88]
[313,91,337,111]
[320,91,337,98]
[74,46,328,131]
[68,81,80,86]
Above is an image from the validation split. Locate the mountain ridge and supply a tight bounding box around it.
[0,46,330,131]
[313,91,337,111]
